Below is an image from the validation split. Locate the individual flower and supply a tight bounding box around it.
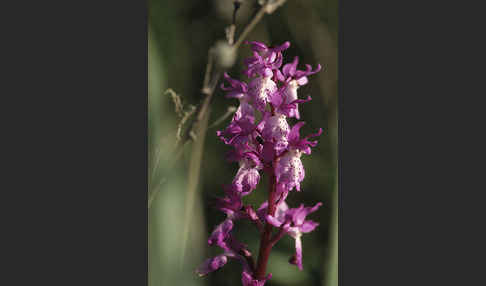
[274,122,323,193]
[269,88,312,119]
[197,233,252,277]
[216,111,256,147]
[218,73,257,150]
[244,41,290,78]
[221,72,249,100]
[232,158,261,196]
[287,121,323,155]
[248,75,277,112]
[207,218,234,248]
[275,149,305,193]
[260,112,290,154]
[196,254,228,276]
[275,57,321,119]
[264,201,323,270]
[214,184,244,219]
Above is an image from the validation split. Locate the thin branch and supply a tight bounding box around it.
[233,5,266,49]
[225,1,241,45]
[208,106,237,129]
[233,0,288,49]
[202,48,215,92]
[175,104,197,146]
[166,88,184,118]
[233,0,242,25]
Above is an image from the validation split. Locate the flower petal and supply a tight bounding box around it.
[196,254,228,276]
[300,220,319,233]
[208,219,234,247]
[289,235,303,270]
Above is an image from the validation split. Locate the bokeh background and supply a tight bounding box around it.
[148,1,338,285]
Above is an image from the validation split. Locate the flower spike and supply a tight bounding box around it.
[198,41,323,285]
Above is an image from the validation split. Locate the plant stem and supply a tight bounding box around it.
[254,166,277,280]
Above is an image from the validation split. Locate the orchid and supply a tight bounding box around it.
[197,41,323,285]
[264,201,323,270]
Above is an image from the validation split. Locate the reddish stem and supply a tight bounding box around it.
[254,166,277,280]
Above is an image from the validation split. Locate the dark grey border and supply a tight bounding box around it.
[2,0,148,284]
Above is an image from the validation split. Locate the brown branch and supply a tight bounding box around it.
[233,0,288,49]
[208,106,237,129]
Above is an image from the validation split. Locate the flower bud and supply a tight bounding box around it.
[214,40,237,69]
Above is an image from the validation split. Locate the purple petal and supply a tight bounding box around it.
[275,150,305,192]
[244,205,259,221]
[274,201,289,220]
[289,235,303,270]
[233,166,260,195]
[292,202,322,226]
[268,89,283,108]
[272,41,290,52]
[246,41,268,52]
[257,201,268,221]
[309,202,323,213]
[261,114,290,152]
[295,63,321,79]
[282,56,299,77]
[208,219,234,247]
[275,69,285,82]
[248,76,277,112]
[266,214,283,228]
[288,122,306,143]
[296,76,308,86]
[268,53,283,70]
[196,254,228,276]
[300,220,319,233]
[292,204,308,225]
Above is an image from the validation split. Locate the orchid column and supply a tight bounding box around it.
[196,41,323,286]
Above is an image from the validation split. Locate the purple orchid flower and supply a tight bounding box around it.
[232,159,261,196]
[275,57,321,118]
[214,184,244,219]
[260,112,290,154]
[248,75,277,113]
[244,41,290,78]
[264,201,323,270]
[221,72,249,100]
[274,121,323,193]
[197,233,252,276]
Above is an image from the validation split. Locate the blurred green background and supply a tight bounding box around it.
[148,1,338,285]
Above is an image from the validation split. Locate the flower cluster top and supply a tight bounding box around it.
[196,41,323,286]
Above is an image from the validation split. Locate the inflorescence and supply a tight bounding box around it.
[196,41,323,286]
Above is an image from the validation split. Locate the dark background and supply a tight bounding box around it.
[148,1,338,286]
